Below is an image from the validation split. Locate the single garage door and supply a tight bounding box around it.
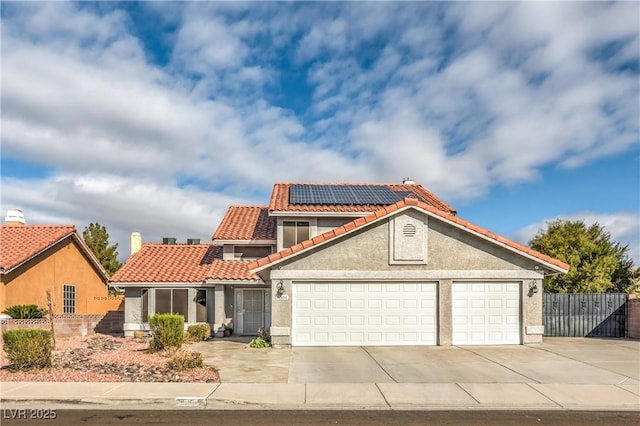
[292,282,437,346]
[452,282,521,345]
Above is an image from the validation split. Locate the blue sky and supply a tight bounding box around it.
[1,1,639,263]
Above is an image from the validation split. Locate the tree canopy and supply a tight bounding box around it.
[529,219,639,294]
[83,222,122,276]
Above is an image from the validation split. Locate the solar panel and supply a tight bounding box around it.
[289,185,419,206]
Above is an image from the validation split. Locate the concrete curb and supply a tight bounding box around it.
[1,382,638,411]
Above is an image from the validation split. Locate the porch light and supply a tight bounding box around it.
[528,281,539,296]
[276,281,285,298]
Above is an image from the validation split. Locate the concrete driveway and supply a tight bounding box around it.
[288,338,640,385]
[193,337,639,389]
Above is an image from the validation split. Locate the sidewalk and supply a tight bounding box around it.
[1,380,639,410]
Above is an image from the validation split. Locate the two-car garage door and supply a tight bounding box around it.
[292,281,521,346]
[292,282,437,346]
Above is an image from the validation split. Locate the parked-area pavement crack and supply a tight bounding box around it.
[458,346,540,384]
[362,346,397,383]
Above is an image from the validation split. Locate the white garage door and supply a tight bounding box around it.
[452,282,521,345]
[292,282,437,346]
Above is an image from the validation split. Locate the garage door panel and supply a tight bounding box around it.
[452,282,521,345]
[293,282,437,346]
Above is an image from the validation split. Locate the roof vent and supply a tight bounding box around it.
[402,178,416,185]
[5,209,25,226]
[187,238,200,245]
[162,237,177,245]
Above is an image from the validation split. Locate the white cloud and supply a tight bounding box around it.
[514,212,640,265]
[1,174,249,261]
[1,2,638,261]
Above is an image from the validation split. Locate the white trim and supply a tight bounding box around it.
[213,239,276,245]
[205,279,264,285]
[113,281,208,287]
[270,269,544,280]
[269,211,369,217]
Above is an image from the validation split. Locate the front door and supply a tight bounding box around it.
[235,289,271,335]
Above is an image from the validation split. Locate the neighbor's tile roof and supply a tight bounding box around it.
[212,206,276,241]
[249,198,570,273]
[268,182,457,214]
[1,225,77,271]
[110,243,261,283]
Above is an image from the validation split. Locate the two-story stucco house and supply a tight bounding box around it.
[111,181,569,346]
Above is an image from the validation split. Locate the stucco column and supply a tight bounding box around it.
[523,278,544,344]
[214,284,226,337]
[438,279,452,346]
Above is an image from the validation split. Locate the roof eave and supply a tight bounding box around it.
[268,211,370,217]
[212,239,276,245]
[109,281,208,287]
[204,278,264,285]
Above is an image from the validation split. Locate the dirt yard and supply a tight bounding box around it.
[0,334,219,383]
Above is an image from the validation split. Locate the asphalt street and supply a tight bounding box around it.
[2,409,639,426]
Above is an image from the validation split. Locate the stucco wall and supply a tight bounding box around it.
[1,239,108,314]
[269,211,546,346]
[280,213,540,272]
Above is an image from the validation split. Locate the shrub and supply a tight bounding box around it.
[187,324,211,342]
[168,349,203,371]
[3,305,45,319]
[2,329,52,370]
[148,314,184,352]
[249,337,270,348]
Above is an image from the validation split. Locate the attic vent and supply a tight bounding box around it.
[187,238,200,245]
[402,223,416,237]
[163,237,177,245]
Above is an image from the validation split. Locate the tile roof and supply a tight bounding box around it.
[1,225,77,271]
[208,259,260,281]
[268,182,457,214]
[248,198,570,273]
[212,206,276,241]
[110,243,261,284]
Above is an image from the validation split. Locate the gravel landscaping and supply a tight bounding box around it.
[0,334,219,383]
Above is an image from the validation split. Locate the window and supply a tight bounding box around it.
[154,289,189,320]
[141,288,149,322]
[63,285,76,314]
[196,289,207,322]
[283,221,310,248]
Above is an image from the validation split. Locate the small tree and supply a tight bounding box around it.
[529,219,639,294]
[83,222,122,275]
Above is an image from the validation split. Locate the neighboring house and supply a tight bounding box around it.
[0,210,111,315]
[112,182,569,346]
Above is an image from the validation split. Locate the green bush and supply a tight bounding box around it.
[3,305,45,319]
[148,314,184,351]
[187,324,211,342]
[2,329,52,370]
[168,349,203,371]
[249,337,270,348]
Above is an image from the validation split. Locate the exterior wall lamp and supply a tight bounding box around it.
[276,280,286,299]
[528,280,539,297]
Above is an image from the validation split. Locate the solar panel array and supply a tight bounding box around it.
[290,185,420,206]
